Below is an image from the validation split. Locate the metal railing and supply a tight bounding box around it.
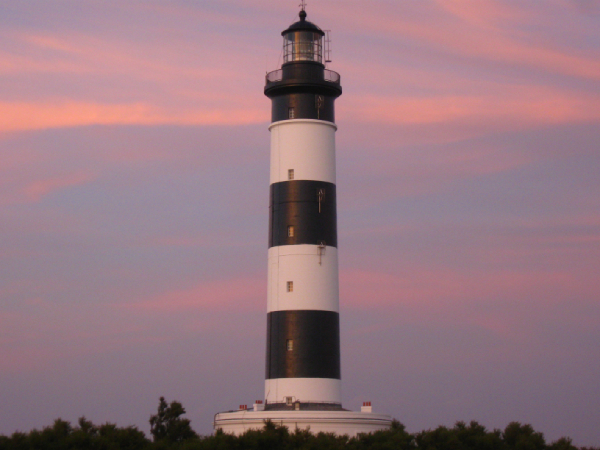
[324,69,340,83]
[266,69,283,83]
[265,68,340,85]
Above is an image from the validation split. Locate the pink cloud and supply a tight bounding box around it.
[333,142,535,207]
[342,87,600,127]
[0,22,269,133]
[0,168,95,206]
[123,276,265,313]
[0,301,143,372]
[0,48,87,75]
[433,1,600,81]
[3,2,595,136]
[339,263,599,358]
[0,343,53,373]
[341,266,578,311]
[150,235,215,248]
[434,0,530,27]
[22,33,84,54]
[324,1,600,82]
[23,171,95,202]
[5,24,240,79]
[0,101,266,134]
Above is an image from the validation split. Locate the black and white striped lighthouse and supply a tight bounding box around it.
[214,7,391,434]
[264,7,343,407]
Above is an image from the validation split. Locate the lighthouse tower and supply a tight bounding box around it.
[264,6,342,407]
[214,7,392,436]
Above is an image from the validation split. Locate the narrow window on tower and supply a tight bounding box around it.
[288,169,294,180]
[287,225,294,237]
[288,107,295,119]
[287,281,293,292]
[286,339,293,351]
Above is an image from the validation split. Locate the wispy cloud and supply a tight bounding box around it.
[0,166,95,206]
[23,170,95,202]
[122,276,265,313]
[327,0,600,81]
[344,88,600,127]
[0,101,265,134]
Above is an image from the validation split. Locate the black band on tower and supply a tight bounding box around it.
[266,310,341,379]
[269,180,337,248]
[265,61,342,103]
[271,93,335,122]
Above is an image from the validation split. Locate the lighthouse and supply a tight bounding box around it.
[214,7,392,436]
[264,6,342,407]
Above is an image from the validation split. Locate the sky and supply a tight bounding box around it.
[1,0,599,445]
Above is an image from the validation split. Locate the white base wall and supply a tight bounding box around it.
[265,378,341,404]
[214,409,392,437]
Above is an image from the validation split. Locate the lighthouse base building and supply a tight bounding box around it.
[214,406,392,437]
[214,9,392,436]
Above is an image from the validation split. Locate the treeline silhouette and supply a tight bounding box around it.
[1,397,597,450]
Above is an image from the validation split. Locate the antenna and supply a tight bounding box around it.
[324,30,332,64]
[299,0,306,11]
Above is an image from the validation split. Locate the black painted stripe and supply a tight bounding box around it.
[265,61,342,101]
[269,180,337,248]
[266,310,340,380]
[271,93,335,122]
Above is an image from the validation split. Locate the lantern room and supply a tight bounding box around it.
[282,10,325,64]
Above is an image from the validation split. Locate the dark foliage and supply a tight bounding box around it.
[1,407,598,450]
[0,417,149,450]
[149,397,198,444]
[415,420,504,450]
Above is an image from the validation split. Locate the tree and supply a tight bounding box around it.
[149,396,198,443]
[350,420,415,450]
[549,437,579,450]
[414,421,506,450]
[503,422,546,450]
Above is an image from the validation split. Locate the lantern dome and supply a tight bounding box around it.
[281,10,325,64]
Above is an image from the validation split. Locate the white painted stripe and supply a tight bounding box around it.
[269,119,337,185]
[265,378,342,404]
[267,245,339,313]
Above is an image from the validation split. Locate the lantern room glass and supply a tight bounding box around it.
[283,31,323,63]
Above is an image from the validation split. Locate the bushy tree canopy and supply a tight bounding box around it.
[0,402,598,450]
[149,397,198,444]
